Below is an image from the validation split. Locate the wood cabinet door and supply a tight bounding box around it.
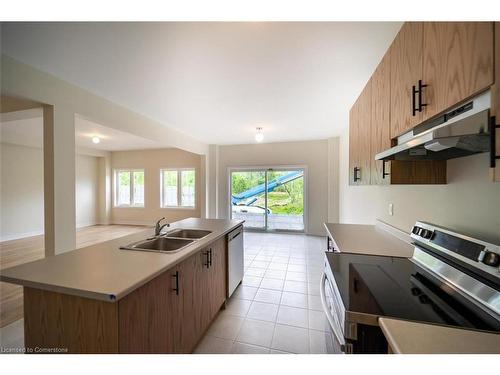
[390,22,423,139]
[348,98,360,185]
[118,270,174,353]
[209,237,227,317]
[491,22,500,182]
[357,80,372,185]
[370,52,391,185]
[422,22,494,121]
[172,254,202,354]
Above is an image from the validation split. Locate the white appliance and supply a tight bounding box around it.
[227,226,244,297]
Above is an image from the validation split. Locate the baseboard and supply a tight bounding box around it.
[0,230,44,242]
[76,221,98,229]
[110,219,153,226]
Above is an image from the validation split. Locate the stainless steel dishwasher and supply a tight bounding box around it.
[227,226,244,297]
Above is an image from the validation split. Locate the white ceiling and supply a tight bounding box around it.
[1,22,402,145]
[1,110,163,151]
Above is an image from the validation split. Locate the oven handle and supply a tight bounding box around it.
[320,272,346,349]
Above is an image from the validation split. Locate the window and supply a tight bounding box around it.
[114,169,144,207]
[161,168,196,208]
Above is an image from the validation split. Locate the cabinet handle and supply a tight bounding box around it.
[172,271,180,295]
[353,167,361,182]
[382,160,390,179]
[417,79,428,112]
[208,248,213,267]
[412,84,418,116]
[203,250,210,268]
[490,116,500,168]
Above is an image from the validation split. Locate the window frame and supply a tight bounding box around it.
[160,168,196,209]
[113,168,145,208]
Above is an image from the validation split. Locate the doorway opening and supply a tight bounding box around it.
[229,167,305,232]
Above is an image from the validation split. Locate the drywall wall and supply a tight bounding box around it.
[0,143,100,240]
[75,154,99,228]
[0,143,44,240]
[339,127,500,244]
[217,140,330,236]
[111,148,204,225]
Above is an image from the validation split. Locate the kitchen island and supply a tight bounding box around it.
[0,218,244,354]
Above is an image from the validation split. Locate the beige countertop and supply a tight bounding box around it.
[379,317,500,354]
[0,218,243,302]
[324,222,414,258]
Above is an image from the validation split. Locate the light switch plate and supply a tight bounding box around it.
[388,203,394,216]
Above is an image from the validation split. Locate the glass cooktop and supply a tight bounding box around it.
[325,251,500,332]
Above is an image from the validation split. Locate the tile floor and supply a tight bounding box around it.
[194,231,334,354]
[0,231,333,354]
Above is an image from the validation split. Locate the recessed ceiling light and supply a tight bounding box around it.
[92,136,101,144]
[255,127,264,143]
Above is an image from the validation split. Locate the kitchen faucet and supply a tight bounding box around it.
[155,217,170,236]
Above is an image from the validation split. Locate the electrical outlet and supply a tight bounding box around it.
[388,203,394,216]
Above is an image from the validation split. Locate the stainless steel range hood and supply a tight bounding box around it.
[375,91,491,161]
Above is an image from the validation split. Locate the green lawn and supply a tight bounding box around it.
[255,191,304,215]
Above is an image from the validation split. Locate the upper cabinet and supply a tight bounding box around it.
[422,22,494,121]
[349,21,497,185]
[390,22,424,139]
[370,51,391,185]
[349,81,372,185]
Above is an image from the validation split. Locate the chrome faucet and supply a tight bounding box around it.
[155,217,170,236]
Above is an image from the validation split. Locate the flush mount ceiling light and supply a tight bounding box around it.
[91,136,101,144]
[255,127,264,143]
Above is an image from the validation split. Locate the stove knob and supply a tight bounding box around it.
[419,295,430,304]
[420,229,433,239]
[411,287,421,296]
[482,252,500,267]
[412,226,420,235]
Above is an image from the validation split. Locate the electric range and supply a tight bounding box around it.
[320,221,500,354]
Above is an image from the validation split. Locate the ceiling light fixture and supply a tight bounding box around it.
[255,127,264,143]
[92,136,101,144]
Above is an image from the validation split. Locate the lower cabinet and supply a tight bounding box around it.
[118,236,228,354]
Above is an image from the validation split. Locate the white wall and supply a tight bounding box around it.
[217,140,330,236]
[0,143,44,240]
[339,126,500,244]
[0,143,101,240]
[111,148,204,226]
[75,154,99,228]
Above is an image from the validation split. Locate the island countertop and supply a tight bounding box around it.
[324,222,414,258]
[0,218,243,302]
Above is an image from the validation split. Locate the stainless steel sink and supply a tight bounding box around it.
[164,229,212,240]
[120,237,194,253]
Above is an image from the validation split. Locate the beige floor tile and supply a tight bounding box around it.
[268,262,288,271]
[283,280,308,294]
[232,285,258,300]
[245,268,266,277]
[286,271,307,282]
[206,314,244,340]
[276,305,308,328]
[307,295,323,311]
[231,342,270,354]
[280,291,308,309]
[247,301,279,322]
[250,261,270,269]
[254,288,282,304]
[194,336,234,354]
[260,278,284,291]
[271,324,310,354]
[309,330,334,354]
[224,298,252,317]
[264,269,287,280]
[242,276,262,288]
[287,264,307,273]
[307,282,321,296]
[308,310,330,331]
[236,319,276,347]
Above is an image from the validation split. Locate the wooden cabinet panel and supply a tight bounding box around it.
[118,270,174,353]
[349,99,360,185]
[492,22,500,182]
[349,82,371,185]
[390,22,423,138]
[370,52,391,185]
[422,22,494,121]
[24,287,118,353]
[209,237,227,317]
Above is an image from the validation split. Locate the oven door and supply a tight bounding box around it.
[320,261,347,353]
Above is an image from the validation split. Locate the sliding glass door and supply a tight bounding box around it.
[230,168,305,232]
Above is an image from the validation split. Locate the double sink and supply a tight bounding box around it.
[120,229,212,253]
